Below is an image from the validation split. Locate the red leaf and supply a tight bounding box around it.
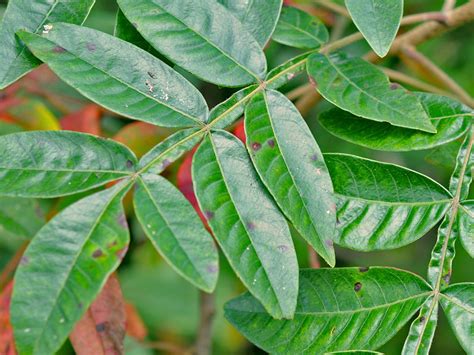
[70,274,126,355]
[232,120,246,143]
[124,303,147,341]
[0,281,17,355]
[61,104,102,135]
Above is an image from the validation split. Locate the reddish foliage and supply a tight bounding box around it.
[61,104,102,135]
[0,281,17,355]
[233,120,246,143]
[124,303,147,341]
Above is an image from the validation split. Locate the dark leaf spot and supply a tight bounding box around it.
[204,211,214,220]
[420,316,426,323]
[207,264,218,273]
[277,245,289,252]
[86,42,96,51]
[443,272,451,283]
[108,240,118,249]
[20,256,29,266]
[96,323,106,332]
[354,282,362,292]
[126,160,134,169]
[251,142,262,151]
[161,159,171,169]
[118,213,128,228]
[359,266,369,273]
[147,71,156,79]
[52,45,65,53]
[267,139,275,148]
[246,222,256,230]
[325,239,334,247]
[310,154,318,162]
[390,83,401,90]
[92,249,103,258]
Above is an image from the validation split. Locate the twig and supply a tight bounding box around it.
[287,83,313,101]
[314,0,349,17]
[319,32,364,54]
[401,12,449,26]
[0,242,28,290]
[195,291,215,355]
[308,245,321,269]
[443,0,456,13]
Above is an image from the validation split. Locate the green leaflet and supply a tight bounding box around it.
[192,131,298,319]
[307,53,436,133]
[134,174,218,292]
[345,0,403,57]
[326,352,384,355]
[139,128,204,174]
[439,283,474,353]
[11,182,132,355]
[225,267,432,354]
[245,90,336,266]
[217,0,282,47]
[0,197,44,241]
[266,51,314,90]
[325,154,452,251]
[459,202,474,258]
[402,296,438,355]
[0,0,95,89]
[449,126,473,200]
[319,93,473,151]
[273,6,329,49]
[117,0,267,87]
[0,121,23,135]
[18,23,208,128]
[0,131,137,198]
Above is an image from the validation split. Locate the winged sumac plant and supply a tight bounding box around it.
[0,0,473,354]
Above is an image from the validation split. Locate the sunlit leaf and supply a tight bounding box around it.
[193,131,298,319]
[458,201,474,258]
[225,267,432,353]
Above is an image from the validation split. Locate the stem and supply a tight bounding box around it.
[401,12,448,26]
[308,245,321,269]
[314,0,349,17]
[195,291,215,355]
[443,0,456,13]
[319,32,364,54]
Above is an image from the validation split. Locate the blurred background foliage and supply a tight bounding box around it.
[0,0,472,354]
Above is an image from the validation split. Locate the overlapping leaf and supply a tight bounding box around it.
[193,131,298,319]
[458,201,474,258]
[325,154,452,251]
[134,173,218,292]
[273,6,329,49]
[307,53,436,133]
[0,0,95,89]
[439,283,474,353]
[218,0,282,47]
[266,52,314,90]
[18,23,208,128]
[0,197,44,241]
[117,0,267,87]
[345,0,403,57]
[0,131,136,198]
[319,93,473,151]
[225,267,432,354]
[11,182,131,355]
[245,90,336,265]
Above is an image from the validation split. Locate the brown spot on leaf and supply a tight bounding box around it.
[267,139,275,148]
[310,154,318,162]
[52,45,65,53]
[92,249,103,258]
[204,211,214,220]
[325,239,334,247]
[108,240,118,249]
[207,265,218,273]
[390,83,401,90]
[246,222,256,230]
[354,282,362,292]
[359,266,369,273]
[251,142,262,151]
[95,322,106,332]
[86,42,97,51]
[126,160,134,169]
[443,272,451,283]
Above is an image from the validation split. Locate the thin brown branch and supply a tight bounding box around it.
[287,83,313,101]
[401,12,449,26]
[314,0,349,17]
[308,245,321,269]
[443,0,457,13]
[319,32,364,54]
[195,291,215,355]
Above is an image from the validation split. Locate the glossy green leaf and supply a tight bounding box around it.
[439,283,474,353]
[225,267,432,354]
[319,93,473,151]
[218,0,282,47]
[266,51,313,90]
[18,23,208,128]
[325,154,452,251]
[326,352,384,355]
[0,197,44,240]
[139,128,204,174]
[459,201,474,258]
[193,131,298,319]
[402,296,438,355]
[0,131,137,198]
[345,0,403,57]
[11,182,131,355]
[245,90,336,266]
[134,174,218,292]
[273,6,329,49]
[449,127,473,200]
[117,0,267,87]
[0,0,95,89]
[307,53,436,133]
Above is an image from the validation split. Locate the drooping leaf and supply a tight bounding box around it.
[402,296,438,355]
[134,173,218,292]
[245,90,336,266]
[0,0,95,89]
[345,0,403,57]
[11,182,132,355]
[208,85,259,130]
[69,274,126,355]
[61,104,102,135]
[266,51,313,90]
[117,0,267,87]
[17,23,208,128]
[0,131,137,198]
[458,201,474,258]
[273,6,329,49]
[139,128,203,174]
[225,267,432,354]
[218,0,282,47]
[307,53,436,133]
[449,127,473,200]
[319,93,473,151]
[0,281,16,355]
[439,283,474,353]
[325,153,452,251]
[193,131,298,319]
[0,196,44,241]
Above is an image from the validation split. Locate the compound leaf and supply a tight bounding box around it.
[11,182,131,355]
[225,267,432,354]
[273,6,329,49]
[325,154,452,251]
[245,90,336,266]
[134,173,218,292]
[0,0,95,89]
[345,0,403,57]
[0,131,137,198]
[193,131,298,319]
[117,0,267,87]
[307,53,436,133]
[18,23,208,128]
[319,93,473,151]
[458,202,474,258]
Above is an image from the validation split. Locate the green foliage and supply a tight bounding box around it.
[0,0,472,354]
